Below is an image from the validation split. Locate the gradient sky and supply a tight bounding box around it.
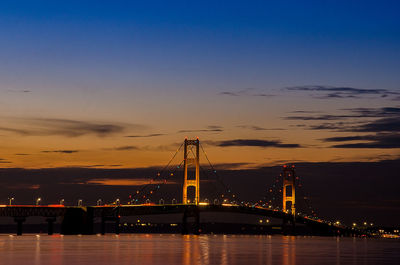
[1,1,400,225]
[1,0,399,169]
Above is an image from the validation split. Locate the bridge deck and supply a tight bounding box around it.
[0,204,339,231]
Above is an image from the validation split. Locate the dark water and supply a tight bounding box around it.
[0,234,399,265]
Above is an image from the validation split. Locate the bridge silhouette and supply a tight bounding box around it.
[0,138,359,236]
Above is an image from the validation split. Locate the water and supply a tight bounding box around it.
[0,234,399,265]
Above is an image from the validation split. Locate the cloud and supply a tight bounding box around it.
[139,143,181,152]
[344,107,400,117]
[0,117,143,137]
[125,133,165,138]
[82,164,123,167]
[356,117,400,133]
[219,88,275,97]
[112,146,139,151]
[290,110,321,114]
[285,115,349,121]
[252,93,275,97]
[5,89,32,93]
[286,107,400,121]
[219,91,239,96]
[85,178,176,186]
[308,117,400,133]
[287,107,400,134]
[0,127,32,135]
[237,125,285,131]
[210,162,254,170]
[5,183,40,189]
[287,85,387,94]
[178,125,223,133]
[322,133,400,149]
[286,85,398,99]
[213,139,301,148]
[308,121,360,130]
[41,150,79,154]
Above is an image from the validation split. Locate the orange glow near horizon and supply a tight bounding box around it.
[0,91,399,169]
[85,178,177,186]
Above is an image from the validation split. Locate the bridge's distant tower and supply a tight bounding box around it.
[282,165,296,215]
[182,138,200,205]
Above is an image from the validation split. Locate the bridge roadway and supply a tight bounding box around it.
[0,204,349,235]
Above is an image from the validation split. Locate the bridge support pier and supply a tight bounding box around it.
[115,216,120,235]
[61,207,94,235]
[14,217,26,236]
[101,217,106,235]
[282,215,296,235]
[101,216,120,235]
[182,206,200,235]
[46,217,57,235]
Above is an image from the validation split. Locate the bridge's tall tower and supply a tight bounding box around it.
[282,165,296,215]
[182,138,200,205]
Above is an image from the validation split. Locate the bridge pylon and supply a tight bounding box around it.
[182,138,200,205]
[282,165,296,215]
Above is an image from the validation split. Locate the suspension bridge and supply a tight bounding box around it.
[0,138,362,236]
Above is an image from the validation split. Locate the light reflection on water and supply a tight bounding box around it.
[0,234,399,265]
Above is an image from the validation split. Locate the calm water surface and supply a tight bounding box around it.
[0,234,399,265]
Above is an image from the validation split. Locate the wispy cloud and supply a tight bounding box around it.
[178,125,223,133]
[212,139,301,148]
[322,133,400,149]
[5,89,32,93]
[110,146,139,151]
[125,133,165,138]
[286,85,398,99]
[356,117,400,133]
[0,158,12,163]
[219,91,239,96]
[219,88,275,97]
[284,107,400,121]
[0,117,145,137]
[41,150,79,154]
[290,106,399,149]
[237,125,285,131]
[307,116,400,133]
[85,178,176,186]
[286,107,400,121]
[104,143,180,152]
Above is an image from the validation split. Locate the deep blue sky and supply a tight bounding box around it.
[1,0,399,91]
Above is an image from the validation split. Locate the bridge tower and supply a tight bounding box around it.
[282,165,296,215]
[182,138,200,205]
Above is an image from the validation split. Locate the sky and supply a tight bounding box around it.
[0,1,399,225]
